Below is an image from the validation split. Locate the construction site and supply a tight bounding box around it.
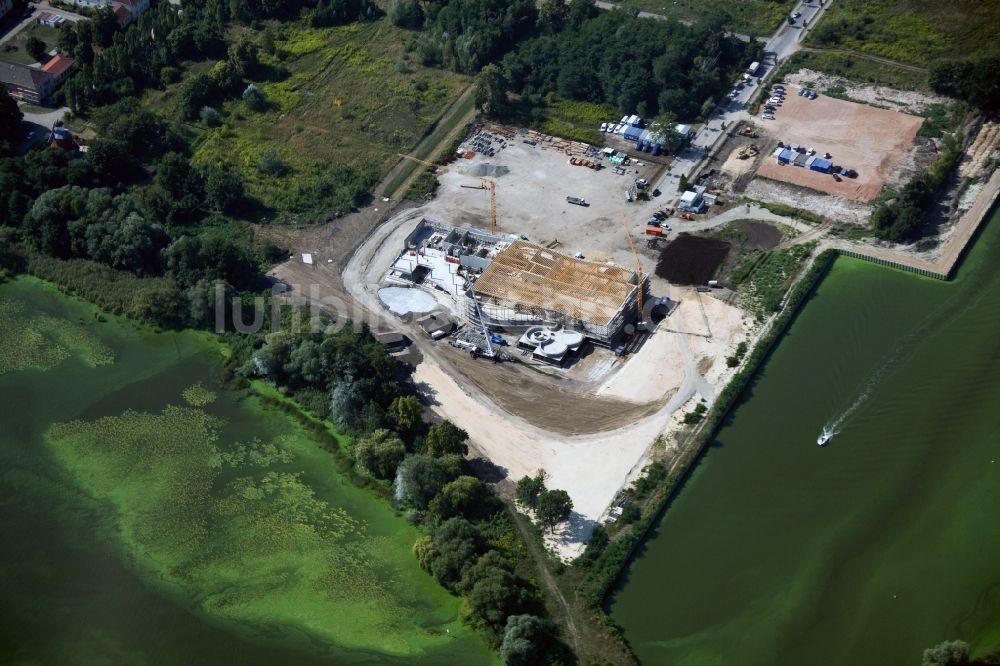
[274,70,1000,558]
[332,122,753,560]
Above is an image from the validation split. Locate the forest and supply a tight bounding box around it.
[494,5,760,121]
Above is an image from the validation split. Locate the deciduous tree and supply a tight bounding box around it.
[355,429,406,479]
[499,614,546,666]
[424,421,468,457]
[515,472,545,509]
[429,475,498,521]
[536,489,572,532]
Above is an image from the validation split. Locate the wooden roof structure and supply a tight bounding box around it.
[473,240,637,325]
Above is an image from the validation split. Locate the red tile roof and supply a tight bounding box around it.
[41,55,75,78]
[113,5,130,23]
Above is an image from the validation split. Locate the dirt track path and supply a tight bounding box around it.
[799,46,929,73]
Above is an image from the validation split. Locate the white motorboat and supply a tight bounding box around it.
[817,432,832,446]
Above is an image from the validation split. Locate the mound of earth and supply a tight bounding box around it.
[656,235,731,285]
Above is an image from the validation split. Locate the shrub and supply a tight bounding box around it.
[355,428,406,479]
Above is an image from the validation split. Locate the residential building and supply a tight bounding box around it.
[111,0,150,25]
[40,55,76,87]
[0,62,56,104]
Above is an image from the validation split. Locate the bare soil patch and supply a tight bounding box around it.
[437,346,661,436]
[755,87,923,202]
[656,235,731,285]
[740,221,783,249]
[784,69,948,115]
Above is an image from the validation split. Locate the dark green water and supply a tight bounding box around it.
[611,209,1000,665]
[0,278,491,665]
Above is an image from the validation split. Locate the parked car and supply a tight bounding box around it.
[600,122,608,132]
[729,90,739,99]
[808,91,818,99]
[798,88,807,96]
[791,10,801,18]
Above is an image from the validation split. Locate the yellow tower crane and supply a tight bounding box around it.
[461,178,498,235]
[620,206,645,329]
[396,153,448,173]
[487,178,497,235]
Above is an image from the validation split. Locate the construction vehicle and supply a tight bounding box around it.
[620,206,645,328]
[396,153,448,174]
[737,126,759,138]
[736,143,759,160]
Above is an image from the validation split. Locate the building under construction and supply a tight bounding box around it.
[472,240,646,346]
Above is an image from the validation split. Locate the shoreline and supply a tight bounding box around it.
[594,184,1000,640]
[824,169,1000,280]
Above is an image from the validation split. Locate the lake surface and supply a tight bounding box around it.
[611,208,1000,665]
[0,278,491,665]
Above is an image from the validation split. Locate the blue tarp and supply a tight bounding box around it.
[624,126,643,141]
[778,148,793,163]
[810,158,833,173]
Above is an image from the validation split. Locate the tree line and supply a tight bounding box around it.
[496,5,760,121]
[235,316,571,662]
[872,132,962,241]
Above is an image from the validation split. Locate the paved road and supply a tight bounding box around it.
[654,0,833,201]
[1,2,85,47]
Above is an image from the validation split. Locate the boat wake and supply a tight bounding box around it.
[823,367,882,435]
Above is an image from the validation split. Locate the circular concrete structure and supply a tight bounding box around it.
[378,287,436,315]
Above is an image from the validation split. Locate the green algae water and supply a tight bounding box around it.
[0,278,491,665]
[611,208,1000,665]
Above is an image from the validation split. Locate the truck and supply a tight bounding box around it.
[566,196,589,207]
[747,61,760,76]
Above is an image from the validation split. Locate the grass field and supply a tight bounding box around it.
[780,50,929,91]
[166,20,468,220]
[533,98,618,145]
[618,0,788,37]
[805,0,1000,66]
[0,23,60,66]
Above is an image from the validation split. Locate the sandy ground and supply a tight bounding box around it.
[720,143,762,177]
[755,86,923,202]
[744,177,874,225]
[423,135,673,279]
[598,290,745,403]
[785,69,950,115]
[959,121,1000,180]
[336,161,751,557]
